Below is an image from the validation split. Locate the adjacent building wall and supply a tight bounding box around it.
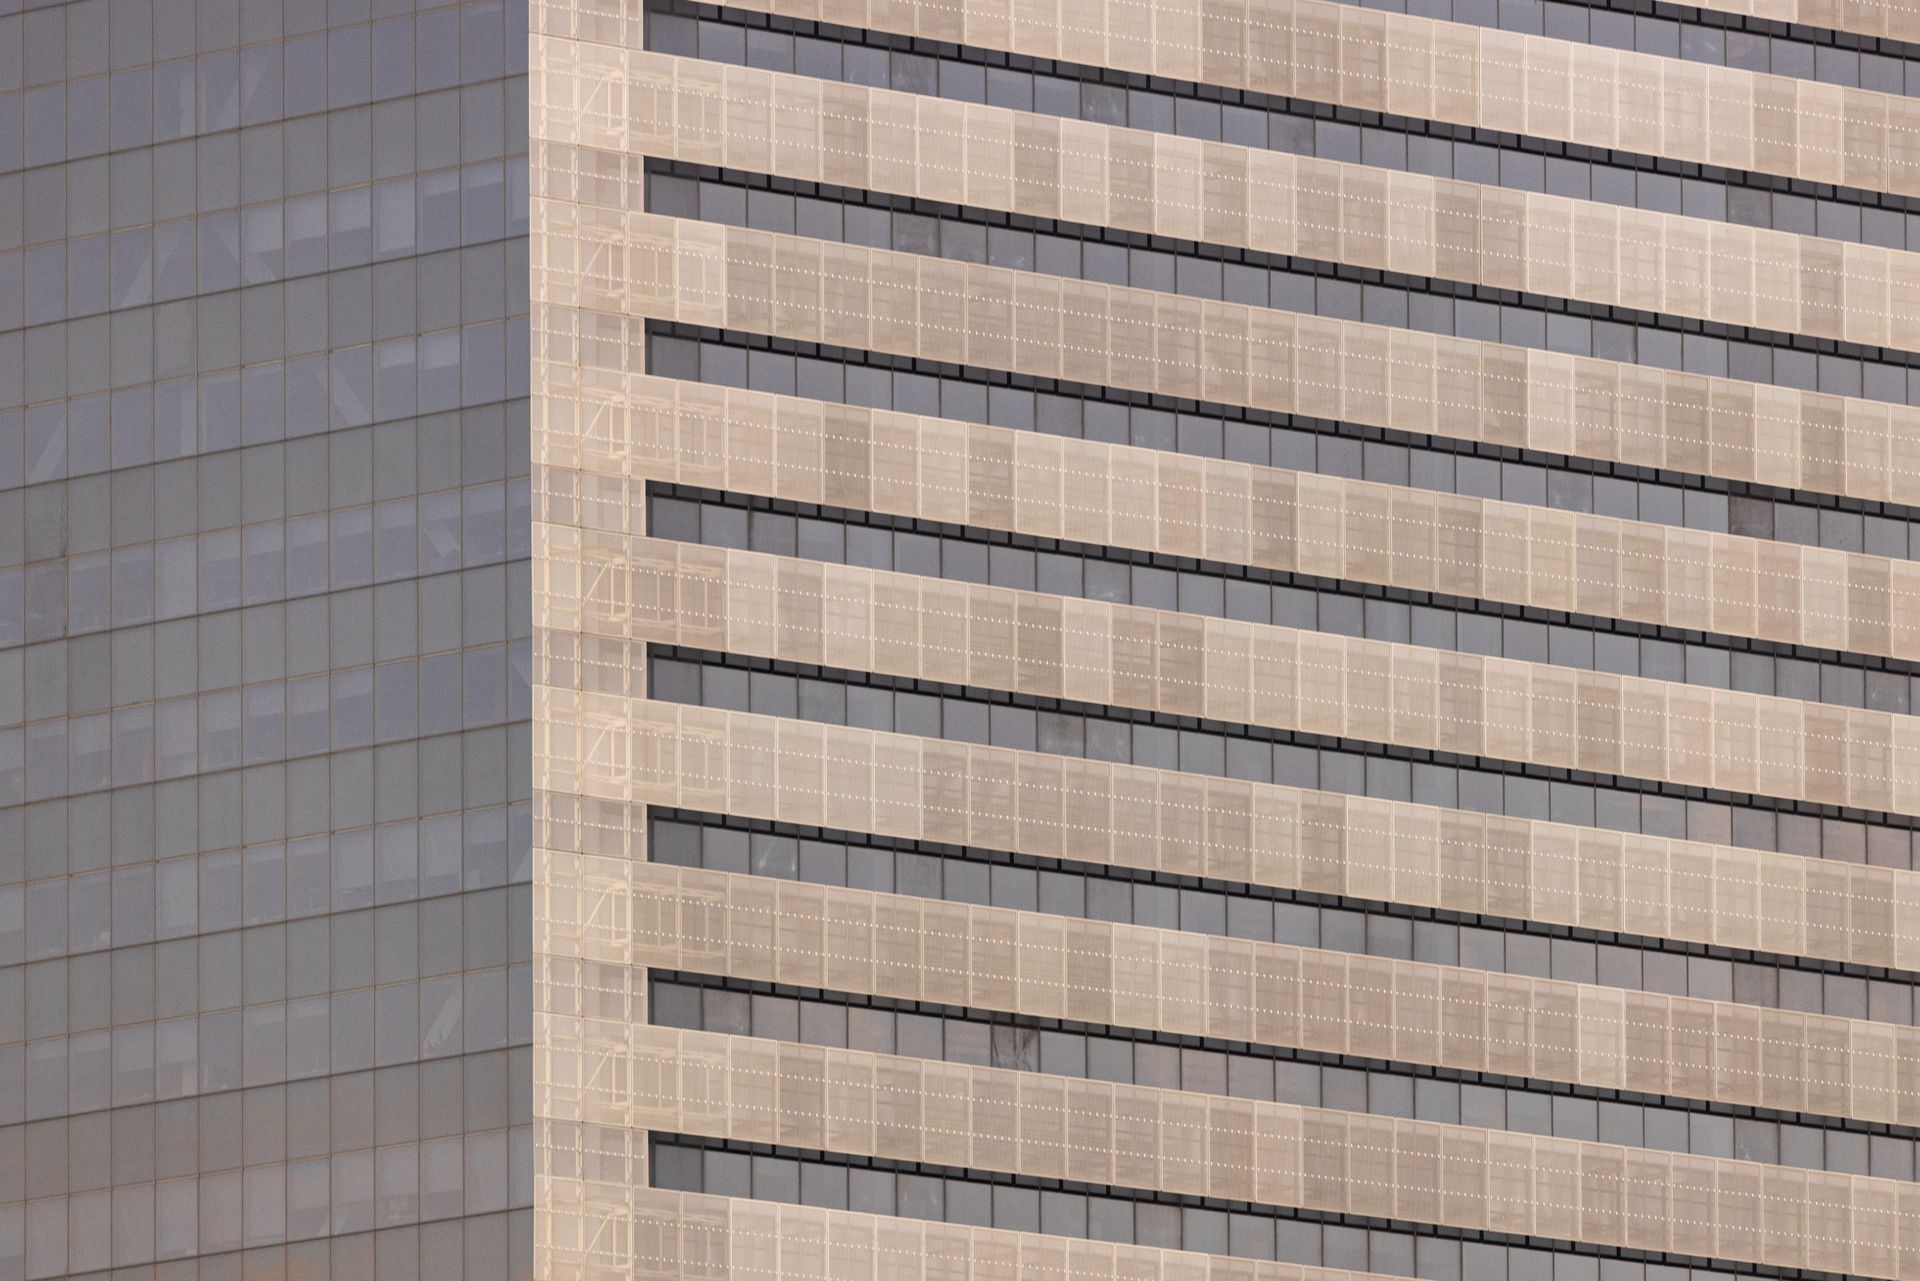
[1,0,532,1276]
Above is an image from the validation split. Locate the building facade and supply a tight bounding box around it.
[0,0,532,1277]
[529,0,1920,1277]
[26,0,1920,1276]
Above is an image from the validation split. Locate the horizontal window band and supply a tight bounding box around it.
[559,1021,1920,1276]
[1236,0,1920,77]
[575,531,1920,815]
[652,0,1920,202]
[593,859,1920,1128]
[646,479,1920,701]
[1575,0,1920,50]
[578,50,1920,363]
[561,1182,1469,1281]
[0,1032,525,1144]
[644,0,1920,236]
[638,1145,1808,1281]
[537,685,1920,973]
[650,970,1920,1172]
[644,641,1917,847]
[555,210,1920,511]
[648,808,1920,1038]
[642,161,1920,410]
[662,0,1920,115]
[642,325,1920,560]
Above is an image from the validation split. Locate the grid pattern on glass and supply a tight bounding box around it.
[536,694,1920,980]
[0,1,521,170]
[0,450,535,811]
[563,858,1920,1128]
[651,972,1920,1173]
[555,530,1920,816]
[0,573,535,819]
[0,0,535,1277]
[0,161,522,344]
[651,486,1920,714]
[644,0,1920,200]
[646,330,1920,567]
[554,369,1920,668]
[552,1020,1913,1278]
[530,47,1920,356]
[0,1046,531,1275]
[3,861,530,1103]
[650,812,1920,1027]
[1,408,533,627]
[540,210,1920,510]
[650,1,1920,256]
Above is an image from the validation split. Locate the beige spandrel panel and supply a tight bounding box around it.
[532,0,1920,91]
[533,692,1920,983]
[547,1184,1455,1281]
[537,1021,1920,1278]
[545,369,1920,664]
[1670,0,1920,44]
[610,0,1920,201]
[533,48,1920,354]
[568,532,1920,815]
[532,0,649,47]
[566,209,1920,510]
[544,856,1920,1128]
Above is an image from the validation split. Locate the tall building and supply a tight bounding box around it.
[33,0,1920,1277]
[0,0,532,1278]
[529,0,1920,1277]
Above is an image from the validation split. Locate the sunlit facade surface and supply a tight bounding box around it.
[1,0,533,1277]
[530,0,1920,1277]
